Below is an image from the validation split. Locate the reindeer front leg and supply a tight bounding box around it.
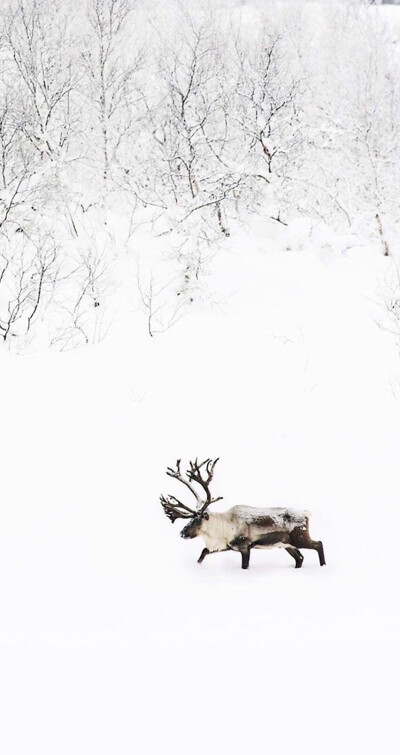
[241,548,251,570]
[229,536,252,569]
[198,547,229,564]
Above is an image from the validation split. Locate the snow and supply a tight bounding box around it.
[1,214,400,752]
[1,0,400,750]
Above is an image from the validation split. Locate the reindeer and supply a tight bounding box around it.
[160,458,325,570]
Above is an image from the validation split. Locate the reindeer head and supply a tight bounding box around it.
[180,511,210,540]
[160,458,222,539]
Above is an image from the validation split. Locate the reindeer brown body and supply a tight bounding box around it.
[160,459,325,570]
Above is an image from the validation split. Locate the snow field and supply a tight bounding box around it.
[1,216,399,752]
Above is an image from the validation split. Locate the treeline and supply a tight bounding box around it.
[0,0,399,347]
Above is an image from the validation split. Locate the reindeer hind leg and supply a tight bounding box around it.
[285,546,304,569]
[315,541,326,566]
[290,527,326,566]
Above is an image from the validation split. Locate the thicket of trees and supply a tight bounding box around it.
[0,0,399,348]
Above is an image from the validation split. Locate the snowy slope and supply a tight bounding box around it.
[1,217,399,752]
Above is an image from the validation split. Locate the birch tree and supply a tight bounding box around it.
[0,231,60,342]
[3,0,79,163]
[82,0,142,200]
[305,2,400,249]
[232,20,306,224]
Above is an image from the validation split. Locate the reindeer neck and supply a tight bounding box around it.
[200,511,234,552]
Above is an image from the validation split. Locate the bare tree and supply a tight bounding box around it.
[0,73,43,233]
[232,22,306,223]
[82,0,142,199]
[304,2,400,249]
[0,230,60,342]
[135,263,185,338]
[3,0,80,163]
[133,11,241,240]
[50,241,113,349]
[0,0,84,247]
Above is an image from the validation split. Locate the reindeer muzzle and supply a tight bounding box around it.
[180,523,195,539]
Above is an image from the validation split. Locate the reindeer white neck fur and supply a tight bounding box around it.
[194,512,237,553]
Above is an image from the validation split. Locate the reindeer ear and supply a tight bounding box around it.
[203,512,209,520]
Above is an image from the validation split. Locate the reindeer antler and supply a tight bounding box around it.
[187,458,223,513]
[160,458,223,523]
[159,494,195,523]
[166,459,203,507]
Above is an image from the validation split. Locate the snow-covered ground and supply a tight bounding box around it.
[1,216,399,752]
[2,0,400,749]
